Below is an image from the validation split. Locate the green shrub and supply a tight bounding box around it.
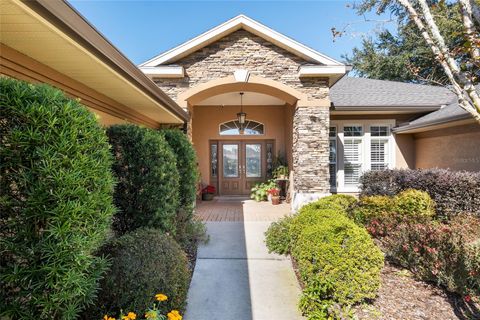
[107,125,179,236]
[265,216,294,255]
[308,194,358,212]
[360,169,480,219]
[393,189,436,218]
[348,195,394,225]
[0,78,115,319]
[292,218,384,316]
[265,195,357,256]
[88,228,190,316]
[161,129,205,249]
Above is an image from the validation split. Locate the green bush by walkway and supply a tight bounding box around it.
[0,77,116,319]
[265,194,383,320]
[161,129,204,246]
[107,124,179,236]
[88,228,190,316]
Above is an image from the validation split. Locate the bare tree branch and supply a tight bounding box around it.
[459,0,480,60]
[468,0,480,25]
[399,0,480,122]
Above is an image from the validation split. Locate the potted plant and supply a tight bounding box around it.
[202,185,216,201]
[273,165,289,180]
[268,188,281,205]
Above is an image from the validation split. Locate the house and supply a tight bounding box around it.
[139,14,479,209]
[0,0,188,127]
[2,3,478,210]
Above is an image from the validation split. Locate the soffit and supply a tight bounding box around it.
[0,0,185,124]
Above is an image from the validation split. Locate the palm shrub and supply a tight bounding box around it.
[161,129,204,246]
[0,78,115,319]
[87,228,190,316]
[107,125,179,236]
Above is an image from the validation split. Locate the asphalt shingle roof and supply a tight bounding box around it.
[330,77,456,107]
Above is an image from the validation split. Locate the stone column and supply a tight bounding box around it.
[292,100,331,210]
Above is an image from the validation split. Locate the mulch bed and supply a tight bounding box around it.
[354,263,480,320]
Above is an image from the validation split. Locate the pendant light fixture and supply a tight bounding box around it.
[237,92,246,134]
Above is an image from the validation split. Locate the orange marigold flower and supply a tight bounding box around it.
[155,293,168,301]
[104,315,115,320]
[167,310,182,320]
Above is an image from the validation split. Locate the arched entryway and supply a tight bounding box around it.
[178,74,306,196]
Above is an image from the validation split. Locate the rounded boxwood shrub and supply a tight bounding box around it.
[393,189,435,218]
[107,125,179,235]
[0,78,115,319]
[348,195,394,225]
[89,228,190,316]
[309,194,358,212]
[265,215,294,255]
[292,217,384,316]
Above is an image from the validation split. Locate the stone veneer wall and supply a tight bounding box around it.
[292,105,330,193]
[153,30,329,104]
[152,29,331,207]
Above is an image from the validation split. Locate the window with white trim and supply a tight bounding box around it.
[330,120,395,192]
[370,125,390,171]
[329,126,337,188]
[343,125,363,186]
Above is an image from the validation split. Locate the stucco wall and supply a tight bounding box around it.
[154,30,329,104]
[414,123,480,171]
[395,133,415,169]
[192,105,288,184]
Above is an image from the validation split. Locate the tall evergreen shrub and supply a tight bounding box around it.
[107,125,179,235]
[0,77,116,319]
[161,129,199,242]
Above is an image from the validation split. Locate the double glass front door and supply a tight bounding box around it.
[218,141,271,195]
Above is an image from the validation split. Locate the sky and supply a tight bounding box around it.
[69,0,396,66]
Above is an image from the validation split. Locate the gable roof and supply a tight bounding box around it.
[140,14,344,67]
[330,77,456,109]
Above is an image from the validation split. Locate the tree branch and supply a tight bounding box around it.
[459,0,480,60]
[468,0,480,25]
[400,0,480,122]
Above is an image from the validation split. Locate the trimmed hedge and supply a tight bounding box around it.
[87,228,190,316]
[161,129,202,246]
[360,169,480,219]
[107,125,179,236]
[265,195,383,319]
[293,216,384,317]
[0,78,115,319]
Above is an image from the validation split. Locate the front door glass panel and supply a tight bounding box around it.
[245,144,262,178]
[222,144,239,178]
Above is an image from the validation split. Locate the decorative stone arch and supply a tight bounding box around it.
[176,74,309,109]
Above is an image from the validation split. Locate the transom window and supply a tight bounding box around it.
[219,120,264,135]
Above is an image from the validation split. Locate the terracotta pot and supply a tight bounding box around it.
[202,193,214,201]
[271,196,280,205]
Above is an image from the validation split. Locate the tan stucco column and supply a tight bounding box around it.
[291,99,331,210]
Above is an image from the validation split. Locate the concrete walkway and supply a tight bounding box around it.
[184,199,304,320]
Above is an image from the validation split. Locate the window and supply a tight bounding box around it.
[219,120,264,135]
[331,121,395,192]
[343,126,363,186]
[210,142,218,177]
[329,126,337,188]
[370,126,390,171]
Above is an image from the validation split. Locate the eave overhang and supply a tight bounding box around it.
[1,0,188,124]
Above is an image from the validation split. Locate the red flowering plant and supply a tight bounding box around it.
[267,188,280,197]
[383,214,480,299]
[202,185,216,194]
